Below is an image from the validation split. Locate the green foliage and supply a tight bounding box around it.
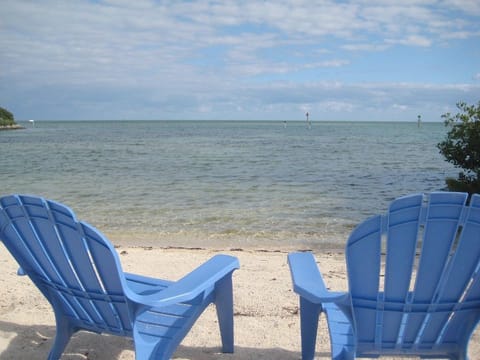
[0,106,15,126]
[437,101,480,195]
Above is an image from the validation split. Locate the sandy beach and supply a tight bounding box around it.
[0,244,479,360]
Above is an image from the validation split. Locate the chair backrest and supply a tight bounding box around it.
[0,195,133,336]
[345,192,480,356]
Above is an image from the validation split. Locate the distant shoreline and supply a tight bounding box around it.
[0,124,25,131]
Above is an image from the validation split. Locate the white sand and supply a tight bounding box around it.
[0,245,478,359]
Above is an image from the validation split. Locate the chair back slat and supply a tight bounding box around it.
[82,224,125,294]
[49,221,105,292]
[382,194,423,346]
[384,194,423,300]
[401,193,468,345]
[440,275,480,346]
[346,215,382,342]
[413,192,468,302]
[437,194,480,302]
[419,194,480,345]
[6,216,65,284]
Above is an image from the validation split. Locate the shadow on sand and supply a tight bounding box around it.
[0,320,329,359]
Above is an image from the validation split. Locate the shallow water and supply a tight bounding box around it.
[1,120,456,249]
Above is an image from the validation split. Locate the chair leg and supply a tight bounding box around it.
[133,327,174,360]
[214,273,235,353]
[48,315,75,360]
[133,338,164,360]
[299,296,322,360]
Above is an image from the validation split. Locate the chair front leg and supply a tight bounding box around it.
[214,273,235,353]
[48,314,75,360]
[299,296,322,360]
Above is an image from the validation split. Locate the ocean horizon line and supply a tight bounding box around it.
[15,118,443,123]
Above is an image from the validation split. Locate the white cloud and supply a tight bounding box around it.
[342,43,390,51]
[386,34,432,47]
[447,0,480,15]
[441,30,480,40]
[393,104,409,111]
[1,0,479,121]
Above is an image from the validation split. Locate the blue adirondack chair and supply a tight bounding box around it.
[288,192,480,360]
[0,194,240,360]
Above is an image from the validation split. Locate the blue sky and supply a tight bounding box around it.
[1,0,479,121]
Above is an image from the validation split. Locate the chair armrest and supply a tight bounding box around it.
[288,252,348,305]
[124,272,173,295]
[125,254,239,307]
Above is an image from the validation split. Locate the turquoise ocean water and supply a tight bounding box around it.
[1,121,456,249]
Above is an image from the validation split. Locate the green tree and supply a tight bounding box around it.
[0,106,15,126]
[437,101,480,195]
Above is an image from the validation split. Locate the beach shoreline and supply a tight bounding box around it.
[0,124,25,131]
[0,244,478,360]
[106,230,348,253]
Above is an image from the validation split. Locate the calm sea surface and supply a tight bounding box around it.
[1,121,456,249]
